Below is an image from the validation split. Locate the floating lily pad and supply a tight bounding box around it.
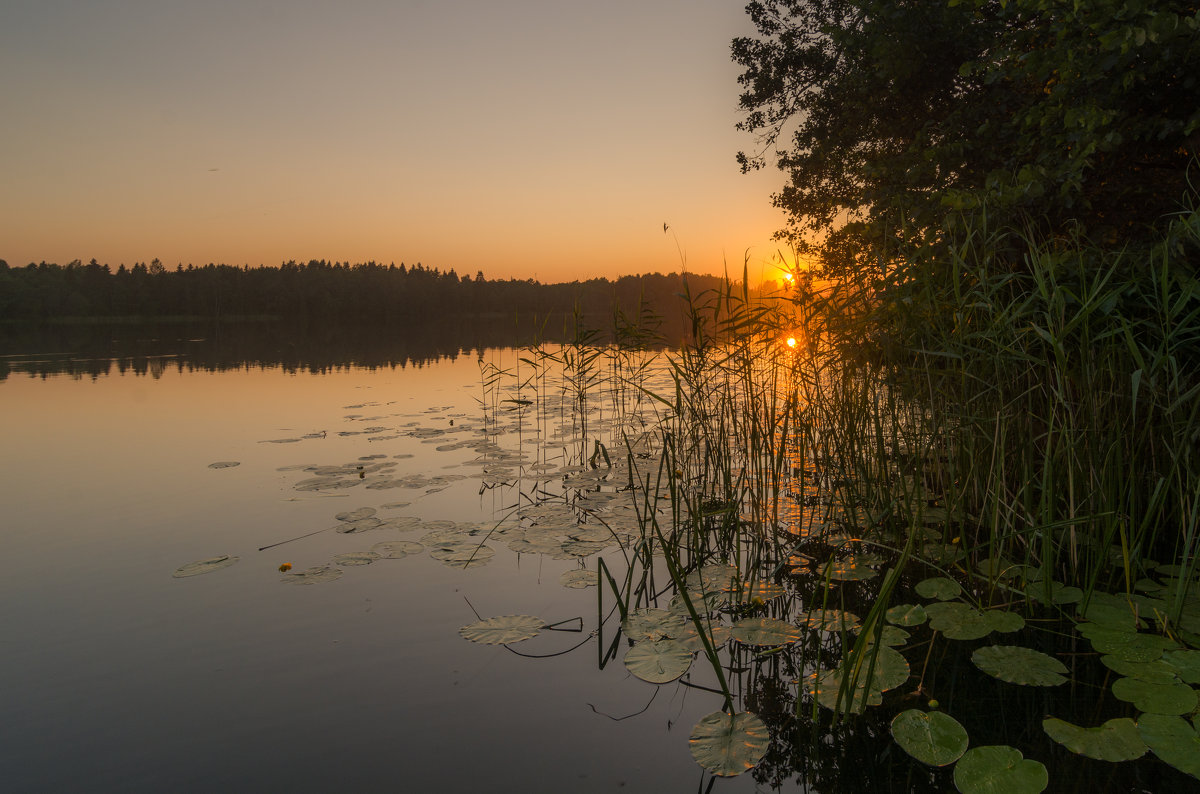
[729,581,788,603]
[674,623,732,653]
[1077,624,1177,662]
[972,645,1068,686]
[916,577,961,601]
[800,608,860,632]
[1111,677,1198,715]
[369,540,424,559]
[861,624,910,647]
[1023,580,1083,605]
[886,603,928,626]
[1042,717,1146,761]
[1100,655,1181,685]
[281,565,343,584]
[891,709,968,766]
[428,542,495,568]
[1163,649,1200,684]
[207,461,240,469]
[688,711,769,777]
[622,608,687,641]
[1078,593,1144,630]
[807,669,882,714]
[332,551,381,566]
[983,610,1025,634]
[459,614,546,645]
[822,557,880,581]
[624,639,694,683]
[335,507,377,521]
[730,617,801,647]
[559,569,598,589]
[925,602,993,641]
[953,745,1048,794]
[172,555,239,578]
[1138,713,1200,779]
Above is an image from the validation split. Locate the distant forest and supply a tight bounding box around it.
[0,258,740,338]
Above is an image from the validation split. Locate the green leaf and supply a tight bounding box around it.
[1043,717,1147,761]
[688,711,769,776]
[953,745,1048,794]
[459,614,546,645]
[800,608,860,632]
[730,616,801,647]
[1100,655,1181,685]
[621,608,687,641]
[891,709,969,766]
[1111,677,1198,715]
[1163,649,1200,684]
[972,645,1068,686]
[559,569,598,589]
[623,639,694,683]
[887,603,929,626]
[1077,624,1176,662]
[916,576,962,600]
[983,610,1025,634]
[1138,713,1200,779]
[926,602,994,640]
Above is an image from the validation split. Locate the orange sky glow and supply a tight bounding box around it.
[0,1,791,285]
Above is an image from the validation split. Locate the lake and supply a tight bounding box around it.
[0,333,771,793]
[2,325,1195,793]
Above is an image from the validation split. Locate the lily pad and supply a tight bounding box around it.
[971,645,1068,686]
[952,745,1048,794]
[622,608,687,641]
[1111,677,1198,715]
[688,711,769,777]
[1042,717,1146,761]
[926,602,993,641]
[674,623,732,653]
[369,540,424,559]
[1138,713,1200,779]
[1163,649,1200,684]
[207,461,240,469]
[624,639,694,683]
[1078,624,1178,662]
[886,603,928,626]
[800,608,860,632]
[559,569,598,589]
[730,617,801,647]
[281,565,343,584]
[822,557,880,581]
[916,576,961,601]
[332,551,381,566]
[1100,655,1181,685]
[983,610,1025,634]
[172,555,239,578]
[891,709,968,766]
[808,669,882,714]
[459,614,546,645]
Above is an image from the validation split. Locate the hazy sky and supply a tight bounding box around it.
[1,0,790,283]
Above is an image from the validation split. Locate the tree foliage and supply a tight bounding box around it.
[733,0,1200,273]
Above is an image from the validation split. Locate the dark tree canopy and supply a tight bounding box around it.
[734,0,1200,273]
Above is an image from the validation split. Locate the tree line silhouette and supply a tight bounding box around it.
[0,258,735,335]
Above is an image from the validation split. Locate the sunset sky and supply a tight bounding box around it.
[1,0,790,284]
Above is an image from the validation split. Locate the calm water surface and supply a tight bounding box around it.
[0,350,760,793]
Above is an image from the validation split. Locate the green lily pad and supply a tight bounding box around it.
[207,461,240,469]
[891,709,968,766]
[1078,594,1144,630]
[926,602,993,641]
[861,624,910,647]
[729,580,788,603]
[688,711,769,776]
[972,645,1068,686]
[172,555,239,578]
[952,745,1048,794]
[1078,624,1178,662]
[281,565,343,584]
[622,608,687,641]
[559,569,598,589]
[730,617,801,647]
[1138,713,1200,779]
[983,610,1025,633]
[807,669,882,714]
[369,540,424,559]
[886,603,928,626]
[674,622,732,653]
[1042,717,1146,761]
[332,551,381,566]
[916,576,962,600]
[459,614,546,645]
[624,639,694,683]
[1111,677,1198,715]
[800,608,860,632]
[1100,655,1181,685]
[822,557,880,581]
[978,556,1019,579]
[1163,649,1200,684]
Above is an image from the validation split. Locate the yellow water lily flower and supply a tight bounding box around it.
[279,562,293,572]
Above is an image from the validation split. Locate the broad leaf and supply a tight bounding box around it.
[689,711,769,776]
[624,639,694,683]
[972,645,1068,686]
[1043,717,1146,761]
[952,745,1048,794]
[891,709,968,766]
